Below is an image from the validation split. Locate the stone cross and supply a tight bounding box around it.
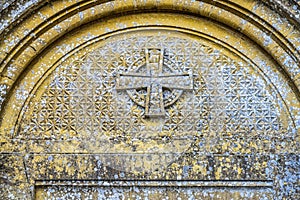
[116,48,193,117]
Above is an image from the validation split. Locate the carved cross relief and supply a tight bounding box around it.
[116,48,193,117]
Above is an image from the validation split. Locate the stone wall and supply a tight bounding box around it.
[0,0,299,199]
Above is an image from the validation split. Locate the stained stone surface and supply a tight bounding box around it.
[19,33,292,155]
[16,32,297,198]
[35,180,274,200]
[0,0,299,199]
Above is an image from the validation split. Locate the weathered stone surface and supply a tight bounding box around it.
[0,0,299,199]
[35,180,274,200]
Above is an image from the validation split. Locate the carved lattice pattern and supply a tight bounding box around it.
[20,35,287,154]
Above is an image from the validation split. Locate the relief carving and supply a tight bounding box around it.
[17,33,290,177]
[116,48,193,117]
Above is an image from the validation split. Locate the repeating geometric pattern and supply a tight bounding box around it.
[19,35,287,153]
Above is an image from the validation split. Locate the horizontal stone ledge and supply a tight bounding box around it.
[35,180,273,188]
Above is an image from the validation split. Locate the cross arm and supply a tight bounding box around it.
[159,73,193,90]
[116,73,150,90]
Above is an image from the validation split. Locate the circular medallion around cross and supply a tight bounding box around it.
[116,48,193,117]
